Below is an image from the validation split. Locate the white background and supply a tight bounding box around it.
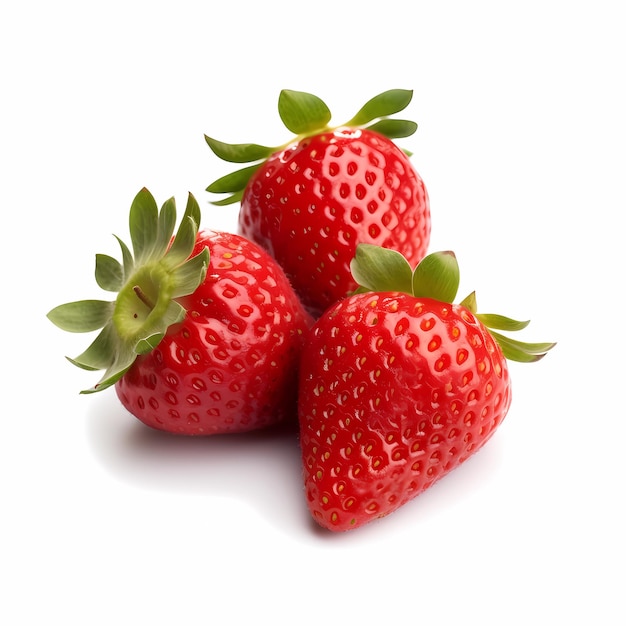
[2,1,624,624]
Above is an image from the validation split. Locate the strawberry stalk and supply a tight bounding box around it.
[47,188,210,392]
[205,88,417,206]
[350,243,555,362]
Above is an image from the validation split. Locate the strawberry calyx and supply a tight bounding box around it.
[205,88,417,206]
[350,243,556,363]
[47,188,210,393]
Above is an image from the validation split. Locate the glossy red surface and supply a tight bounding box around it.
[116,231,313,435]
[239,128,431,317]
[298,292,511,531]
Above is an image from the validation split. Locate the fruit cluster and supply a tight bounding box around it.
[48,89,554,531]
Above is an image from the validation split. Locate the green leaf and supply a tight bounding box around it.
[476,313,530,332]
[165,193,202,268]
[278,89,331,135]
[367,118,418,139]
[206,164,261,194]
[163,300,187,328]
[204,135,274,163]
[153,196,177,260]
[171,248,209,297]
[47,300,115,333]
[95,254,124,292]
[67,323,117,370]
[82,342,138,394]
[459,291,478,313]
[164,215,198,268]
[490,331,556,363]
[350,244,413,294]
[412,251,460,303]
[135,332,165,355]
[129,188,159,263]
[160,299,187,328]
[210,191,244,206]
[114,235,134,278]
[346,89,413,126]
[49,187,209,395]
[182,191,201,230]
[131,300,186,356]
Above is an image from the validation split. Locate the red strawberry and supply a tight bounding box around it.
[48,188,313,435]
[205,89,431,317]
[298,244,555,531]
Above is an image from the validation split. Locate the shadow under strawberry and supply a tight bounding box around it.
[84,391,310,535]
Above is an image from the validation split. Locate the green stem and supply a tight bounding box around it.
[133,285,155,310]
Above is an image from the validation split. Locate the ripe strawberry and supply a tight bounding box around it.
[298,244,555,531]
[205,89,431,317]
[47,188,313,435]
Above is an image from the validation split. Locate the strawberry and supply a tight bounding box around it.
[47,188,313,435]
[298,244,555,531]
[205,89,431,317]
